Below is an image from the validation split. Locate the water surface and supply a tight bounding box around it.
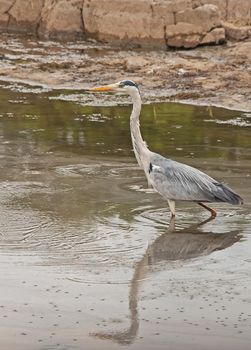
[0,82,251,350]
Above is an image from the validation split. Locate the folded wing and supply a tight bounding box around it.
[148,155,243,204]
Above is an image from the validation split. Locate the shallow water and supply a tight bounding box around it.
[0,82,251,350]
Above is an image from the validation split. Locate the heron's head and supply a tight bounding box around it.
[90,80,139,95]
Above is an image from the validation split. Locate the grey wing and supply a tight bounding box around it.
[148,155,243,204]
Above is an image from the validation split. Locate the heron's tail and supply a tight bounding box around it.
[214,183,243,205]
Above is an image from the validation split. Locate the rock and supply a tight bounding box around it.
[176,4,221,32]
[199,0,251,25]
[83,0,223,48]
[83,0,205,47]
[223,22,251,41]
[196,0,228,19]
[155,0,194,13]
[165,23,204,48]
[201,27,225,45]
[39,0,84,39]
[0,0,250,48]
[0,0,15,16]
[0,13,9,28]
[83,0,165,47]
[8,0,44,33]
[166,5,225,48]
[228,0,251,25]
[125,56,149,72]
[0,0,15,13]
[149,2,174,40]
[0,0,16,28]
[163,3,224,48]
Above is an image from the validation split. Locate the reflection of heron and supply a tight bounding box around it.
[146,217,241,263]
[90,217,241,345]
[91,81,243,218]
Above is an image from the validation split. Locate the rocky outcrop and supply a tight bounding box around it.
[201,27,225,45]
[82,1,232,48]
[223,22,251,41]
[0,0,85,38]
[83,0,163,47]
[83,1,225,48]
[0,0,250,48]
[0,0,15,28]
[165,4,224,48]
[199,0,251,25]
[1,0,44,33]
[39,0,84,39]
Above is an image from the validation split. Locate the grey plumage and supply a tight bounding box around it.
[148,154,243,205]
[91,80,243,218]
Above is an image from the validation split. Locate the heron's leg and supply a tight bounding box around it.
[167,199,176,218]
[168,216,176,231]
[147,179,153,188]
[198,202,217,218]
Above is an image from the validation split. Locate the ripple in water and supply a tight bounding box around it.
[0,179,152,283]
[0,163,248,286]
[54,163,140,179]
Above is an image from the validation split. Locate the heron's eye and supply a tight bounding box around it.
[119,82,125,88]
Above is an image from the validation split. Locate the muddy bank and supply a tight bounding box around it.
[0,34,250,111]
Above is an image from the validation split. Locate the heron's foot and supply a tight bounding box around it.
[198,202,217,218]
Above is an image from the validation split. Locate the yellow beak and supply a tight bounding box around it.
[90,83,118,92]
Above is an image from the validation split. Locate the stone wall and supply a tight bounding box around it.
[0,0,250,48]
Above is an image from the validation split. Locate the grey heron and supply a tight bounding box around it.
[91,80,243,218]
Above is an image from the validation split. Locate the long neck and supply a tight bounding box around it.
[129,89,149,168]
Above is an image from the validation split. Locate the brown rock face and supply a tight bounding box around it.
[83,1,224,48]
[39,0,84,39]
[201,27,225,45]
[176,4,221,32]
[227,0,251,25]
[0,0,14,14]
[165,23,203,48]
[165,4,223,48]
[197,0,251,25]
[223,22,251,41]
[0,0,250,48]
[83,0,174,47]
[8,0,44,33]
[0,0,15,27]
